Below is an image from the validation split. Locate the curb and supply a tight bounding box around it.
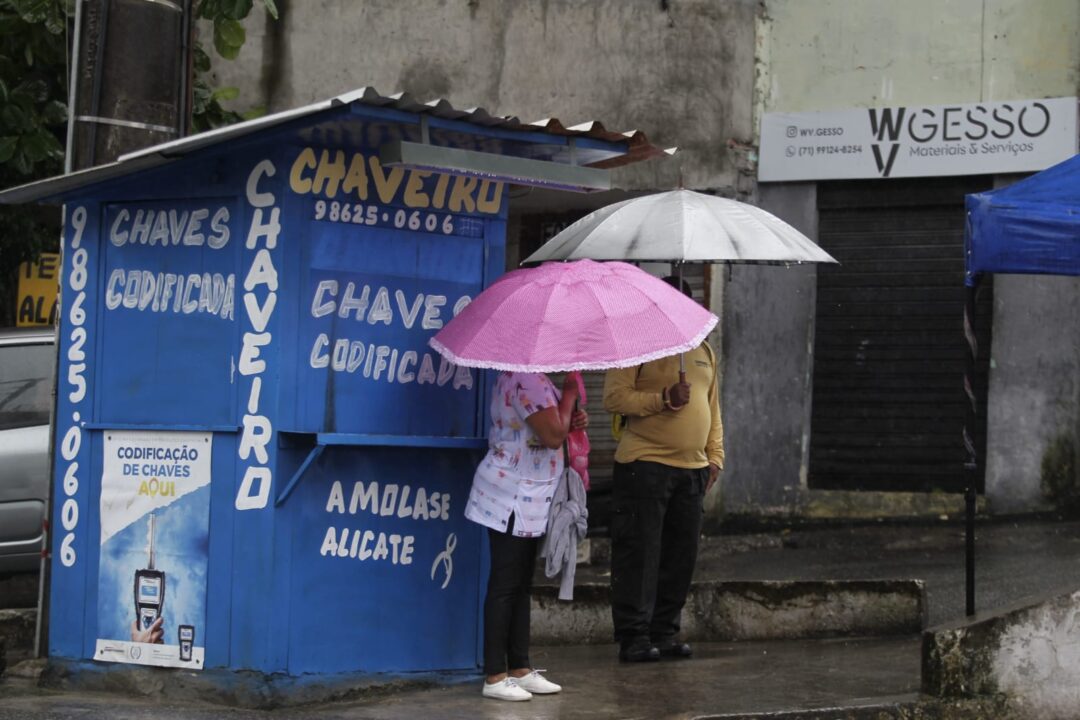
[922,585,1080,718]
[698,695,1018,719]
[39,658,473,710]
[531,579,926,645]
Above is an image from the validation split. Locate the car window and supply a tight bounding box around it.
[0,342,54,430]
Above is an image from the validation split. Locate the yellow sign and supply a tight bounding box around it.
[17,252,59,327]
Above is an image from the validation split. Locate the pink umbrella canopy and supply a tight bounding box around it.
[429,259,718,373]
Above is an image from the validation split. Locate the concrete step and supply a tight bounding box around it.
[0,608,35,671]
[531,578,926,645]
[0,576,922,681]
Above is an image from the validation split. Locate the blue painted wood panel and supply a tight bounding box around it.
[285,445,484,674]
[96,199,241,427]
[49,202,99,659]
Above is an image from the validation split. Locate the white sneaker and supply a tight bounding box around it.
[482,677,532,701]
[515,669,562,694]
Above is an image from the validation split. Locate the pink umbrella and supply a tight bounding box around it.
[428,259,717,373]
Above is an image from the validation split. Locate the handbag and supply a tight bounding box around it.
[565,371,590,490]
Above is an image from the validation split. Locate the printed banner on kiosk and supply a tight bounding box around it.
[95,431,211,669]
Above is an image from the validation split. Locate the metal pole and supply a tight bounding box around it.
[962,278,980,616]
[177,0,192,138]
[35,253,61,657]
[677,261,686,382]
[63,0,84,174]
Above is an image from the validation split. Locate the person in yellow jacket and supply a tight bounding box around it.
[602,277,723,663]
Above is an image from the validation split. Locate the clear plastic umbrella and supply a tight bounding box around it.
[524,189,837,266]
[523,189,838,378]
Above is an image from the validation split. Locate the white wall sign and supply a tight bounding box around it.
[759,97,1078,181]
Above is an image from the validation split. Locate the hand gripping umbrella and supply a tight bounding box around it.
[523,188,838,378]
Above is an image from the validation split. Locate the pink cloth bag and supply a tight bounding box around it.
[565,371,590,490]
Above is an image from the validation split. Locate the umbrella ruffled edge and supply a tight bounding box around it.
[427,313,718,374]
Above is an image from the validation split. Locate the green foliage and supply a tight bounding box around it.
[191,0,276,133]
[0,0,67,177]
[0,0,67,325]
[0,0,277,322]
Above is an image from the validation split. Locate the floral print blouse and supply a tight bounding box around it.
[465,372,563,537]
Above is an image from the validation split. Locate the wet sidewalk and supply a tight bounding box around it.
[3,518,1078,718]
[0,637,921,719]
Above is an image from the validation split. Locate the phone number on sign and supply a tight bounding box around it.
[314,200,456,235]
[815,145,862,155]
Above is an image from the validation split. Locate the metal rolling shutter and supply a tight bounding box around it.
[809,178,993,493]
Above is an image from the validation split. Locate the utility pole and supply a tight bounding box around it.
[38,0,192,657]
[67,0,192,170]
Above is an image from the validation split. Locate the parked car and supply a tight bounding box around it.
[0,327,54,574]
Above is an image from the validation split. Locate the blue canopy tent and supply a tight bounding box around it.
[962,152,1080,614]
[966,153,1080,281]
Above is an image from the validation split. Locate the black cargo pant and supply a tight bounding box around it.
[483,514,539,675]
[610,460,705,649]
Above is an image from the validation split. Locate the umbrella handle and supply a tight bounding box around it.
[679,352,686,384]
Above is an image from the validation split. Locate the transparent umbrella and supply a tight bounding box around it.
[524,189,837,266]
[523,188,838,378]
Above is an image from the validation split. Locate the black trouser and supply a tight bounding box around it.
[610,460,705,649]
[483,514,539,676]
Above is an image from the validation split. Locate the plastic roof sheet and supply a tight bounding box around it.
[965,153,1080,284]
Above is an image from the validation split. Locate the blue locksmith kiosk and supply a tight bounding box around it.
[0,88,665,681]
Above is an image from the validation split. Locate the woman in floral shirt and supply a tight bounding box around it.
[466,371,588,702]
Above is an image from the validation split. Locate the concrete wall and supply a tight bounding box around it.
[757,0,1080,113]
[752,0,1080,515]
[923,587,1080,719]
[985,275,1080,513]
[719,182,817,516]
[209,0,757,194]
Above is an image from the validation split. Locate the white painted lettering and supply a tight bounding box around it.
[183,208,208,246]
[239,332,271,375]
[246,159,277,208]
[239,414,272,464]
[421,294,446,329]
[311,280,338,317]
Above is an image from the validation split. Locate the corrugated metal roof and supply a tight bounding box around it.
[0,86,675,205]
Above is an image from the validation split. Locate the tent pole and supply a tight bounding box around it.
[963,277,980,616]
